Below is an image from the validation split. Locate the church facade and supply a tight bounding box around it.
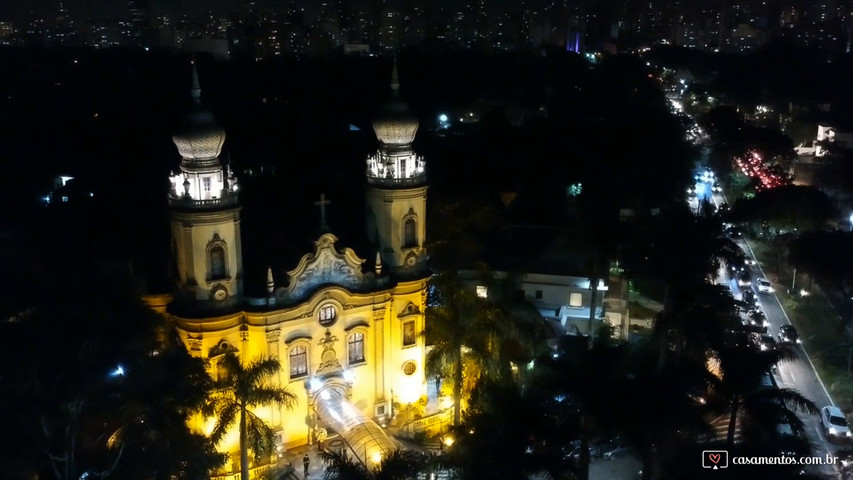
[157,62,430,460]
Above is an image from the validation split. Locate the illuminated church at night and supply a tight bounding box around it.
[151,60,430,468]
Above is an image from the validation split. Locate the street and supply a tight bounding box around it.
[692,171,843,478]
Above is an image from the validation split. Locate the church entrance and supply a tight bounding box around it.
[311,379,398,468]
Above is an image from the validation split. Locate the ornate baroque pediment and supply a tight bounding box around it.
[278,234,369,303]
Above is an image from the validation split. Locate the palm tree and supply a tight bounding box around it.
[203,352,297,480]
[424,275,515,426]
[710,335,818,449]
[320,448,429,480]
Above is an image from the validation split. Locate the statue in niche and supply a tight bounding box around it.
[316,329,341,375]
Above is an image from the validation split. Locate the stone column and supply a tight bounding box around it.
[373,306,386,402]
[182,224,195,286]
[266,329,281,426]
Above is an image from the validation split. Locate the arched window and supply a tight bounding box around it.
[210,246,226,279]
[319,305,337,327]
[404,217,417,247]
[348,332,365,365]
[289,345,308,379]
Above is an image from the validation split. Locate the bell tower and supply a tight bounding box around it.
[167,63,243,313]
[365,58,428,273]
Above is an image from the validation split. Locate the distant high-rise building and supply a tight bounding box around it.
[53,1,78,47]
[127,0,151,47]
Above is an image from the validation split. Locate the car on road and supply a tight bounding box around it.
[737,270,752,287]
[712,182,722,193]
[754,278,774,293]
[821,406,852,442]
[778,324,801,344]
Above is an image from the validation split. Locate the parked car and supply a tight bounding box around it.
[742,289,759,307]
[758,334,778,352]
[748,309,770,327]
[755,278,774,293]
[741,324,768,335]
[601,438,632,461]
[724,225,743,238]
[821,406,852,442]
[779,324,801,344]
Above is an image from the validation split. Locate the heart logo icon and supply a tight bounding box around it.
[708,454,720,464]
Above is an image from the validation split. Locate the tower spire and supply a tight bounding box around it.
[191,60,201,105]
[391,56,399,93]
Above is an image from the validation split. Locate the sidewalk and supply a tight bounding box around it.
[281,443,328,480]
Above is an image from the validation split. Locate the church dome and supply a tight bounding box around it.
[372,96,419,146]
[172,65,226,163]
[371,60,419,146]
[172,108,226,162]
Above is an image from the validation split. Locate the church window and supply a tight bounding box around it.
[289,345,308,379]
[402,361,417,376]
[210,246,226,279]
[569,293,583,308]
[202,177,211,195]
[348,332,365,365]
[404,218,417,247]
[403,321,416,347]
[319,305,337,327]
[215,359,227,381]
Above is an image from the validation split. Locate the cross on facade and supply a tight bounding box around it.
[315,193,331,230]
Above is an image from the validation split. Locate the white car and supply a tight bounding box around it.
[755,279,774,294]
[821,406,852,442]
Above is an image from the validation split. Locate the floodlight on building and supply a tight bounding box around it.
[372,452,382,464]
[343,369,355,383]
[310,377,322,391]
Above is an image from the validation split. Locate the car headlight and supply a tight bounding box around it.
[846,431,851,437]
[830,427,839,435]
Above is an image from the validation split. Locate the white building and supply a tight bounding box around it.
[816,124,853,157]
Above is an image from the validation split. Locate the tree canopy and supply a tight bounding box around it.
[729,185,839,234]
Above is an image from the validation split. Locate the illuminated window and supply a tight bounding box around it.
[215,359,227,381]
[203,177,211,192]
[476,285,488,298]
[289,345,308,379]
[210,246,226,279]
[319,305,337,327]
[569,293,583,308]
[403,321,416,347]
[348,333,365,365]
[404,218,417,247]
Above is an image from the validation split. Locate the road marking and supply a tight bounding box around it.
[741,240,836,407]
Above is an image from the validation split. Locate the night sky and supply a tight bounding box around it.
[5,0,273,22]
